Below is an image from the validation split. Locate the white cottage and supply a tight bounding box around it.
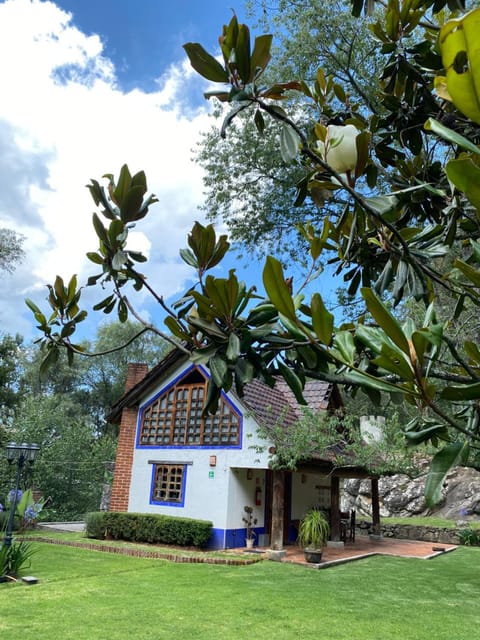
[107,349,380,550]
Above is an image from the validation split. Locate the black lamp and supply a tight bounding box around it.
[3,442,40,548]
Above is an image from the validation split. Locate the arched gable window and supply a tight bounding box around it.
[139,368,240,447]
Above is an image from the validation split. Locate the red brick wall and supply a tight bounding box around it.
[109,407,138,511]
[110,363,149,512]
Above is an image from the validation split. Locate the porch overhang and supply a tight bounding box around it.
[292,459,381,542]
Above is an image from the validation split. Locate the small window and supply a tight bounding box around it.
[151,464,186,506]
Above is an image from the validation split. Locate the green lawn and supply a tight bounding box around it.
[379,515,480,529]
[1,541,479,639]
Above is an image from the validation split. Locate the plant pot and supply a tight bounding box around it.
[246,538,254,549]
[304,547,323,563]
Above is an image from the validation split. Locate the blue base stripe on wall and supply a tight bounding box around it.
[207,527,266,550]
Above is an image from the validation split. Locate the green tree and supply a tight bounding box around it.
[27,0,480,507]
[83,320,170,432]
[0,228,24,273]
[196,0,383,261]
[5,395,116,520]
[0,333,23,411]
[0,321,169,517]
[20,320,169,435]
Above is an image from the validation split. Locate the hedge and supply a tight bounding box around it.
[85,511,213,548]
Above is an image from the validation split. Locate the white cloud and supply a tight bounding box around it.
[0,0,218,339]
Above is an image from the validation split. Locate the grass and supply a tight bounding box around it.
[379,516,480,529]
[1,539,480,639]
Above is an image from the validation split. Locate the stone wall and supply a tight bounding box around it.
[356,520,462,544]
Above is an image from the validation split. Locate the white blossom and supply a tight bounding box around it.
[316,124,360,174]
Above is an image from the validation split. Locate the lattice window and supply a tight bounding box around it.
[151,464,185,503]
[139,370,240,446]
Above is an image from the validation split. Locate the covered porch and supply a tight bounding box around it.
[268,460,382,550]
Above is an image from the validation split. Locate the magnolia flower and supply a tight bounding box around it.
[316,124,360,174]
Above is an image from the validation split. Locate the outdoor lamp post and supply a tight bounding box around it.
[3,442,40,548]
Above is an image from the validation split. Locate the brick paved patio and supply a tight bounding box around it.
[244,534,458,568]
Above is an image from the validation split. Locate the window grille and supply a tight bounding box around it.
[140,373,240,446]
[151,464,185,503]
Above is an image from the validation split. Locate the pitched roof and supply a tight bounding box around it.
[107,346,341,426]
[106,349,374,476]
[241,378,338,430]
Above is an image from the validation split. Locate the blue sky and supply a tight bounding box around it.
[0,0,270,341]
[54,1,250,93]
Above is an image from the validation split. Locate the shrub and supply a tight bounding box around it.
[459,528,480,546]
[85,511,212,548]
[85,511,108,539]
[0,541,37,578]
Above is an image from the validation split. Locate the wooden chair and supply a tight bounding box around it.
[340,510,356,543]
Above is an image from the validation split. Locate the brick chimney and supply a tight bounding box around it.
[124,362,148,393]
[110,363,148,512]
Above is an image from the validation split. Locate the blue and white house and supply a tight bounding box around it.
[108,348,373,550]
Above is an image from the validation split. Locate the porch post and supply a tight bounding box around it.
[271,469,285,550]
[330,476,341,541]
[371,477,381,536]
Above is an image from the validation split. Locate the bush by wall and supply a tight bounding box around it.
[85,511,212,548]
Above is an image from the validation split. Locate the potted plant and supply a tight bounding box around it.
[242,505,258,549]
[297,508,330,563]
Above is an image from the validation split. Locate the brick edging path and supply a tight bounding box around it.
[27,536,262,566]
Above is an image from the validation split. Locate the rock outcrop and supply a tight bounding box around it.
[343,465,480,522]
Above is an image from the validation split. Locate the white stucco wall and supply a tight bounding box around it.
[291,472,331,520]
[127,361,272,531]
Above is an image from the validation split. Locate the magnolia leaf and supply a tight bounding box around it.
[183,43,229,83]
[278,361,306,404]
[424,118,480,154]
[250,34,273,80]
[235,23,251,84]
[226,332,241,361]
[332,330,356,365]
[425,441,470,507]
[235,358,255,391]
[361,288,410,355]
[120,185,145,222]
[354,131,371,178]
[113,164,132,205]
[464,340,480,364]
[345,369,412,395]
[210,354,229,388]
[438,9,480,125]
[441,381,480,400]
[311,293,333,345]
[279,123,300,163]
[453,258,480,287]
[254,109,265,134]
[221,103,250,138]
[404,423,448,446]
[263,256,296,321]
[446,156,480,211]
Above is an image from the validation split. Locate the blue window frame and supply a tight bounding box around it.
[150,462,187,507]
[139,366,241,448]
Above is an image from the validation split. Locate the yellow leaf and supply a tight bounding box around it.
[439,8,480,124]
[434,76,452,102]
